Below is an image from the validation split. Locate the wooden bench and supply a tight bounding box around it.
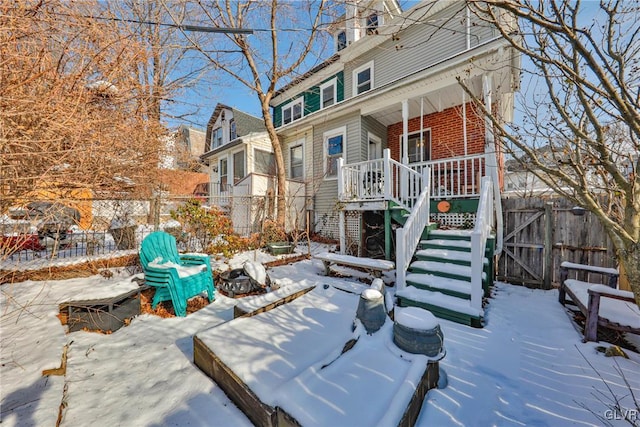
[314,252,395,278]
[559,261,639,342]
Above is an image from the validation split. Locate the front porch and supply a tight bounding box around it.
[336,148,501,327]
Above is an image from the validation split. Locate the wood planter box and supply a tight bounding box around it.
[59,286,146,333]
[266,242,293,255]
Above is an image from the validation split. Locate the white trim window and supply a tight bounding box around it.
[254,148,275,175]
[366,13,379,35]
[368,133,382,160]
[211,127,223,148]
[320,78,337,109]
[233,150,245,183]
[219,158,228,192]
[324,126,346,179]
[282,98,303,126]
[229,119,237,141]
[353,61,373,95]
[336,30,347,51]
[401,129,432,163]
[289,141,304,180]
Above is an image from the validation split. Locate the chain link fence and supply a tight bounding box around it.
[1,193,308,265]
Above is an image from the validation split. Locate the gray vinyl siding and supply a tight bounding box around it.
[312,113,361,231]
[344,4,496,98]
[361,116,387,159]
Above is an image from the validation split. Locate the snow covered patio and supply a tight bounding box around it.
[1,250,639,426]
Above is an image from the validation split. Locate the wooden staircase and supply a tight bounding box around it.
[396,229,495,327]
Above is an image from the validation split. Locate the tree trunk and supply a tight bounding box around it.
[260,102,287,230]
[619,243,640,308]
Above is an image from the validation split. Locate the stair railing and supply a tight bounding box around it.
[395,167,431,290]
[338,149,423,212]
[470,176,493,312]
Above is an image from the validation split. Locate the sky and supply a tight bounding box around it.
[1,240,639,426]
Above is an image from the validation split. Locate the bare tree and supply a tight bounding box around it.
[0,1,161,214]
[164,0,336,231]
[464,0,640,306]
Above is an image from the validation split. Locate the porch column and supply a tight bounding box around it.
[483,73,504,255]
[337,157,346,254]
[384,208,392,261]
[401,99,409,201]
[339,210,346,254]
[401,99,409,165]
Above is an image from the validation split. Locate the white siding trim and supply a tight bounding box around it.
[323,126,347,181]
[352,60,374,96]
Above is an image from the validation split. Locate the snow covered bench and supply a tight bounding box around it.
[314,252,395,278]
[559,261,639,342]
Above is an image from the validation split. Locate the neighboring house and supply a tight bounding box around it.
[174,125,207,172]
[200,104,304,235]
[270,0,520,326]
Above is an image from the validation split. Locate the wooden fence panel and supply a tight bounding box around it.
[498,196,617,289]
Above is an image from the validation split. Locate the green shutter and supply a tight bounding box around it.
[336,71,344,102]
[273,104,282,127]
[304,87,320,115]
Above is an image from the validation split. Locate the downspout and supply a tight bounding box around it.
[483,74,503,255]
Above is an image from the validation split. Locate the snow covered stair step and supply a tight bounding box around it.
[420,239,472,251]
[428,229,473,240]
[409,260,487,281]
[396,286,483,319]
[415,248,488,265]
[405,273,472,298]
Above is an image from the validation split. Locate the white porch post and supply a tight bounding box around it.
[337,157,345,200]
[339,210,346,254]
[401,99,409,165]
[383,149,392,199]
[483,74,504,255]
[337,157,346,254]
[401,99,409,200]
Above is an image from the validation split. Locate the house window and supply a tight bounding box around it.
[255,149,275,175]
[229,119,236,140]
[336,30,347,51]
[219,158,228,192]
[282,98,303,126]
[212,128,223,148]
[290,143,304,179]
[401,129,432,163]
[353,61,373,95]
[324,127,346,178]
[320,79,336,109]
[368,133,382,160]
[366,13,378,35]
[233,150,245,183]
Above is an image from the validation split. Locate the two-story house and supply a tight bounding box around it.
[201,103,305,235]
[270,0,520,326]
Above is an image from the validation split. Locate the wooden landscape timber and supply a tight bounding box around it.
[194,287,440,427]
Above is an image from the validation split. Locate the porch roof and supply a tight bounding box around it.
[276,37,518,134]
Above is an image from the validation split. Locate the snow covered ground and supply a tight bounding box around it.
[1,248,639,427]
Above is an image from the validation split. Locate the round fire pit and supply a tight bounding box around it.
[218,268,266,298]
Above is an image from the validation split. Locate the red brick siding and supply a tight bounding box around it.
[387,102,486,161]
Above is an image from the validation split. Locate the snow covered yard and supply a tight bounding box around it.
[1,251,639,426]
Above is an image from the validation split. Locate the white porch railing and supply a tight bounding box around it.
[395,168,431,290]
[339,151,486,206]
[410,153,486,199]
[339,149,424,212]
[208,182,231,206]
[470,176,494,312]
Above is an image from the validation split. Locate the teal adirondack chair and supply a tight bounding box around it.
[139,231,215,317]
